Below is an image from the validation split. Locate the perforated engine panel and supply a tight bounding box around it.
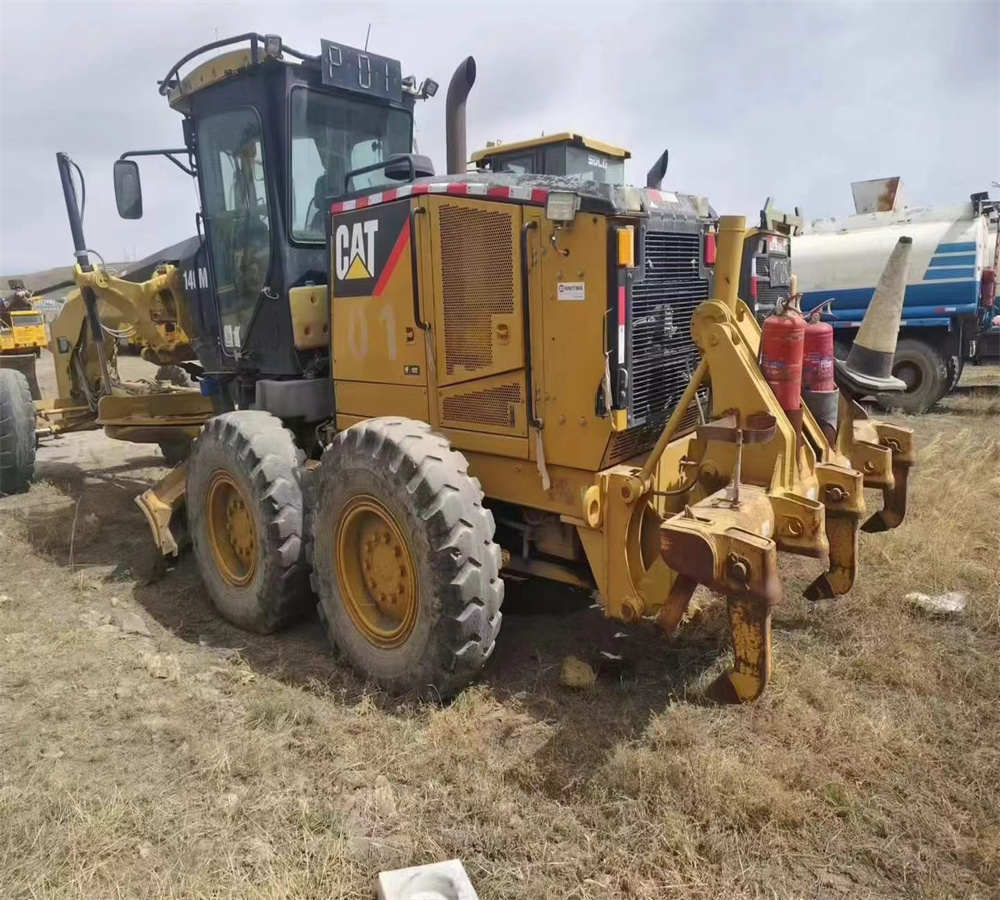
[441,381,523,431]
[438,203,516,379]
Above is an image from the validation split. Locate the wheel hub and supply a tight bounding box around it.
[335,496,417,649]
[206,471,257,587]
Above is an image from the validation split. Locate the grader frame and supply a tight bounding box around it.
[519,216,912,700]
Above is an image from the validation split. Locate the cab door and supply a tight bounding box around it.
[195,107,272,360]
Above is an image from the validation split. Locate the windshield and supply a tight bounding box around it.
[12,313,43,326]
[562,146,626,185]
[290,89,412,241]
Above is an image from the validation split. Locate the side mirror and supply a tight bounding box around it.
[645,148,669,190]
[113,159,143,219]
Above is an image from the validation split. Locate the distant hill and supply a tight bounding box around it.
[1,263,127,301]
[1,263,128,318]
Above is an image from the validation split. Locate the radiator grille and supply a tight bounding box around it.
[602,398,706,467]
[628,231,710,426]
[439,205,514,376]
[442,382,522,429]
[753,286,784,321]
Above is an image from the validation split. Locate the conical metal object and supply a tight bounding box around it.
[835,236,912,394]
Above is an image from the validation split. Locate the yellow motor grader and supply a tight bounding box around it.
[0,33,914,702]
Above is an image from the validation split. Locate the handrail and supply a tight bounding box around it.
[158,32,263,96]
[520,219,541,428]
[409,208,429,330]
[158,33,319,97]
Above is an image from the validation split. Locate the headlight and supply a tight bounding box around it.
[545,192,580,224]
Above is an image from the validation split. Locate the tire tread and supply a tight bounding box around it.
[308,417,503,698]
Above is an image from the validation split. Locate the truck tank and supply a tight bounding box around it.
[791,179,998,411]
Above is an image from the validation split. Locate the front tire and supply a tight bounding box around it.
[0,368,36,495]
[309,417,503,699]
[187,411,309,633]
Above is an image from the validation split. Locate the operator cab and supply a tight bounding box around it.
[471,133,629,185]
[113,33,437,401]
[741,199,802,322]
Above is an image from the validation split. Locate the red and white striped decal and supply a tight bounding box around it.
[647,189,678,207]
[330,182,551,214]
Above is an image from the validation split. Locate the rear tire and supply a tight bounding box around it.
[309,417,503,699]
[187,411,309,633]
[875,338,948,413]
[0,368,36,495]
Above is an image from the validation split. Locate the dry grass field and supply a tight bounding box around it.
[1,356,998,899]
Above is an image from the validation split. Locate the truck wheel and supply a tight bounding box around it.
[309,418,503,699]
[155,364,192,388]
[187,411,309,633]
[0,368,36,495]
[876,339,948,413]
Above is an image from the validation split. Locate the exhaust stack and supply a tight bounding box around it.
[445,57,476,175]
[835,236,912,395]
[646,148,669,190]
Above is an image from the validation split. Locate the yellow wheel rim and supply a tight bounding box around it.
[335,495,418,649]
[206,470,257,587]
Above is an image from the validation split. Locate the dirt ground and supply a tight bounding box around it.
[1,354,998,900]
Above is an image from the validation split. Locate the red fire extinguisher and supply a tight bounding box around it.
[802,299,835,392]
[981,269,996,310]
[760,297,805,413]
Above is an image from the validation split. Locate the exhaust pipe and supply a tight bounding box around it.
[646,148,669,190]
[445,56,476,175]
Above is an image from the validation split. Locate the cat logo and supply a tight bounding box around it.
[335,219,379,281]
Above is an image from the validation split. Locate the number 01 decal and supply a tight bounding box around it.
[347,303,397,362]
[379,305,397,361]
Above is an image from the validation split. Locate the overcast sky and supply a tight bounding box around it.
[1,0,997,274]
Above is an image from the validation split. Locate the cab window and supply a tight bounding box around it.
[563,146,625,185]
[492,152,535,174]
[290,88,412,241]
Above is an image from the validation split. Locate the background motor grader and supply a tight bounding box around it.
[0,33,913,703]
[1,279,49,401]
[473,134,804,337]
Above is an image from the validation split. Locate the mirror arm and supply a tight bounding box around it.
[119,149,196,178]
[164,153,195,177]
